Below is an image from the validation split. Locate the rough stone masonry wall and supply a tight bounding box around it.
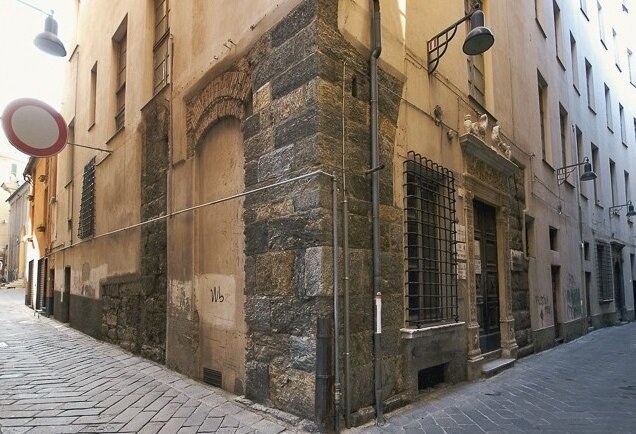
[240,0,404,423]
[509,170,531,350]
[100,94,170,364]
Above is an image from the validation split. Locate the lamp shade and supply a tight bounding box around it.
[580,160,597,182]
[627,202,636,217]
[34,15,66,57]
[463,10,495,56]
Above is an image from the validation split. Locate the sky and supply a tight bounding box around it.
[0,0,74,167]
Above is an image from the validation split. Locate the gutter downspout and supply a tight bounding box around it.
[369,0,384,425]
[342,62,352,428]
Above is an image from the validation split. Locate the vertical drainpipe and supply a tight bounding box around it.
[369,0,384,425]
[332,175,341,432]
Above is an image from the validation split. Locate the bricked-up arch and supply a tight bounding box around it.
[186,61,251,157]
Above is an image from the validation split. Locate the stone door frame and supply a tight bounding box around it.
[463,160,518,378]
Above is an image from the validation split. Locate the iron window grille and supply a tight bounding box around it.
[404,151,458,327]
[78,158,96,239]
[596,241,613,302]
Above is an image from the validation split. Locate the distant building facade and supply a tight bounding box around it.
[6,181,30,283]
[39,0,635,429]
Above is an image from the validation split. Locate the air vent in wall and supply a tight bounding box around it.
[203,367,222,388]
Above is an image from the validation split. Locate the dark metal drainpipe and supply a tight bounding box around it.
[369,0,384,425]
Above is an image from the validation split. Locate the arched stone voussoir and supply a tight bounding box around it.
[186,67,252,156]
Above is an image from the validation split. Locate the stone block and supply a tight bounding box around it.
[257,145,293,182]
[245,361,269,402]
[247,332,289,363]
[304,246,332,297]
[272,82,316,125]
[271,0,316,48]
[244,221,268,256]
[289,335,316,372]
[268,210,328,251]
[242,113,260,140]
[244,127,274,162]
[245,296,271,332]
[274,107,318,149]
[253,251,295,296]
[269,365,315,419]
[253,83,272,112]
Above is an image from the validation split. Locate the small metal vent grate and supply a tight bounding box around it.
[203,368,222,388]
[418,363,446,391]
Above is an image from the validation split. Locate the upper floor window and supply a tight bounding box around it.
[553,1,565,66]
[571,33,579,91]
[597,1,606,48]
[153,0,169,94]
[585,59,595,111]
[113,18,127,131]
[537,71,551,163]
[89,62,97,129]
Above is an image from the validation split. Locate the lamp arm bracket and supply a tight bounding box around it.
[15,0,52,17]
[427,12,473,74]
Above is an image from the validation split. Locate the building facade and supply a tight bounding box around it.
[6,181,30,284]
[43,0,634,429]
[0,152,28,280]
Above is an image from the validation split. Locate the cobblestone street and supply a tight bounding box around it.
[354,322,636,434]
[2,287,636,434]
[0,289,299,434]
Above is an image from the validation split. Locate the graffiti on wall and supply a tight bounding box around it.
[535,295,552,327]
[566,273,582,320]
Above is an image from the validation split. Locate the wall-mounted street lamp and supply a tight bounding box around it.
[609,201,636,218]
[427,6,495,74]
[557,157,597,185]
[15,0,67,57]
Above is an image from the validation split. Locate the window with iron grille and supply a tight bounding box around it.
[596,241,613,302]
[404,151,458,326]
[153,0,169,94]
[78,158,96,239]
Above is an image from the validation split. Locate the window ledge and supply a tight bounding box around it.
[401,321,465,339]
[557,56,566,71]
[573,84,580,96]
[107,126,125,145]
[88,122,96,132]
[535,18,547,39]
[588,105,597,115]
[542,158,555,172]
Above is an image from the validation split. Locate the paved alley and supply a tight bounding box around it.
[353,322,636,434]
[0,289,300,434]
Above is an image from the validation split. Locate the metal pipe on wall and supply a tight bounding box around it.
[369,0,384,425]
[332,175,341,432]
[341,61,352,428]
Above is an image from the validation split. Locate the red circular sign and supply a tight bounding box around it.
[2,98,67,157]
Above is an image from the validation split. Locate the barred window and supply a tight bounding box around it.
[78,158,96,239]
[153,0,169,94]
[596,241,613,302]
[404,151,458,327]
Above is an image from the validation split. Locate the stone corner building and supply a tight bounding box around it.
[40,0,635,429]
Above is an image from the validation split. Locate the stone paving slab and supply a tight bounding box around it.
[350,321,636,434]
[0,289,300,434]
